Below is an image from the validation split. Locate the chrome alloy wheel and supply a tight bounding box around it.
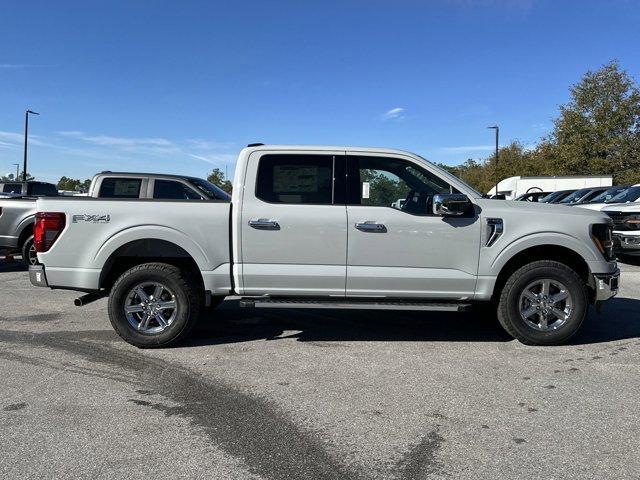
[124,282,178,334]
[518,279,573,331]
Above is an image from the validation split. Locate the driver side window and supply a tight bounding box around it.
[347,156,455,215]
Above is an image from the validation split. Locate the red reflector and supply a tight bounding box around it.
[34,212,66,253]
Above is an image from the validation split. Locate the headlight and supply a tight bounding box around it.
[624,214,640,230]
[591,223,615,261]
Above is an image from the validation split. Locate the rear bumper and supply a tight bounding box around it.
[29,265,49,287]
[592,269,620,302]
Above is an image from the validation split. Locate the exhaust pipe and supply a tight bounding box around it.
[74,292,106,307]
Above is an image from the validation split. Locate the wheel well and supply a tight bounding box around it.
[493,245,591,301]
[18,222,34,249]
[99,239,204,292]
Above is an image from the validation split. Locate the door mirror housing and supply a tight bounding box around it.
[433,193,472,216]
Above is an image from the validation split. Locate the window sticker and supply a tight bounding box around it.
[362,182,370,199]
[273,165,319,193]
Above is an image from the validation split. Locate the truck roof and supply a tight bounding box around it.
[242,144,423,156]
[96,172,204,182]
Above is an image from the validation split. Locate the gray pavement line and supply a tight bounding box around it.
[0,329,366,480]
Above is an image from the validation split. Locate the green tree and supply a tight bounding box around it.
[442,61,640,192]
[57,176,92,192]
[0,172,33,182]
[548,61,640,183]
[207,168,232,194]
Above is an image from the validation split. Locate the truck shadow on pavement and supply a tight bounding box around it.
[0,259,27,273]
[187,296,640,348]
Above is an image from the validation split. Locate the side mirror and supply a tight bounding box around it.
[433,193,472,216]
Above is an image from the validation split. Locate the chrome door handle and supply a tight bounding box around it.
[355,222,387,233]
[249,219,280,230]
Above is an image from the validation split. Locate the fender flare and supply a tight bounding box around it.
[92,224,213,272]
[490,231,598,275]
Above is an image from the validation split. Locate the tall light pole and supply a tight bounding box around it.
[12,163,19,180]
[487,125,499,197]
[23,109,40,181]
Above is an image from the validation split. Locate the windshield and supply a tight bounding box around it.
[540,190,568,202]
[606,186,640,204]
[589,186,628,203]
[559,188,590,204]
[413,154,483,198]
[189,178,231,201]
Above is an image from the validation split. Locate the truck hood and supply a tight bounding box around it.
[602,201,640,213]
[477,198,610,222]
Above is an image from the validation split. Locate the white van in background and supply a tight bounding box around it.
[488,175,612,200]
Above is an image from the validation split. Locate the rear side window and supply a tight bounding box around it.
[98,178,142,198]
[153,180,203,200]
[28,183,58,196]
[256,154,334,204]
[2,183,22,194]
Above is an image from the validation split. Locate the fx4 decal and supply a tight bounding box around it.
[72,214,111,224]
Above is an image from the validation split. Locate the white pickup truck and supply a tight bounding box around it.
[30,145,620,347]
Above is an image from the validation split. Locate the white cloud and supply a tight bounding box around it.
[189,153,237,165]
[0,130,49,147]
[438,145,496,153]
[185,139,235,150]
[57,131,174,147]
[381,107,405,121]
[0,63,53,69]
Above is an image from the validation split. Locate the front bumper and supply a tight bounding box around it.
[613,231,640,255]
[29,264,49,288]
[592,269,620,302]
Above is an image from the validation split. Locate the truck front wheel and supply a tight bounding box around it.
[497,260,588,345]
[108,262,201,348]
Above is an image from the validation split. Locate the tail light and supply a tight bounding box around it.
[34,212,66,253]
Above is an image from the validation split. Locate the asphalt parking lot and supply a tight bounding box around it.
[1,258,639,480]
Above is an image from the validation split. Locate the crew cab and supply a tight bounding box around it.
[0,172,228,265]
[29,145,619,347]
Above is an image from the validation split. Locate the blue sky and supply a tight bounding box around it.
[1,0,639,183]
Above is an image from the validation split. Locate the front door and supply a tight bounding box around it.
[240,151,348,296]
[345,153,481,299]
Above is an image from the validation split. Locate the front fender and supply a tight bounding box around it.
[486,231,602,276]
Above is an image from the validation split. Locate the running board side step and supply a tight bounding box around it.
[239,297,472,312]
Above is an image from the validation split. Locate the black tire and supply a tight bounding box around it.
[497,260,588,346]
[22,235,38,266]
[108,262,202,348]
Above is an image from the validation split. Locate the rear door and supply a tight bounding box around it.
[345,152,481,299]
[239,150,347,296]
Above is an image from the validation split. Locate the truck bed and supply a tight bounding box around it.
[34,196,232,293]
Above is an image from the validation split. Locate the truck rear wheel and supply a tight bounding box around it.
[497,260,588,346]
[108,262,201,348]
